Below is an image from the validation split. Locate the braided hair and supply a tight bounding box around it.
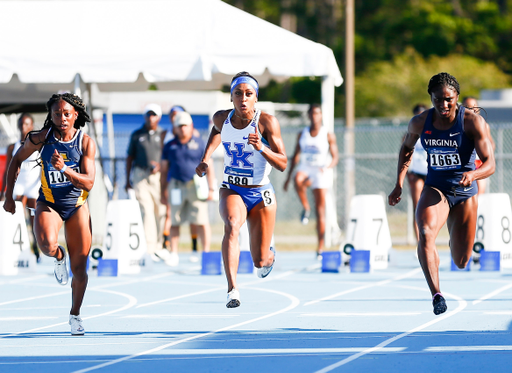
[42,93,91,130]
[427,72,460,96]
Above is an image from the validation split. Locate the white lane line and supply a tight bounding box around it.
[136,268,302,309]
[472,281,512,305]
[72,286,300,373]
[0,290,70,307]
[0,288,137,339]
[314,290,468,373]
[122,314,240,319]
[304,267,423,306]
[0,273,174,308]
[136,286,225,309]
[0,274,49,285]
[484,311,512,315]
[0,316,58,321]
[146,347,406,355]
[300,312,422,317]
[425,345,512,352]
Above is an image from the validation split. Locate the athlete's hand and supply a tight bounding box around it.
[388,185,403,206]
[247,122,262,151]
[196,161,208,177]
[458,172,475,187]
[3,197,16,214]
[51,149,65,171]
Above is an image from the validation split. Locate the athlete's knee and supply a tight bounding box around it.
[70,261,88,281]
[453,255,470,269]
[223,217,242,237]
[38,239,59,257]
[252,248,272,268]
[452,249,471,269]
[417,224,436,244]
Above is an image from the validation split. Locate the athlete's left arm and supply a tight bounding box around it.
[462,114,495,187]
[55,134,96,192]
[248,113,287,172]
[326,132,339,168]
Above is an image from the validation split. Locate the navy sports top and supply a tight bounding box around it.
[421,106,477,195]
[38,128,89,208]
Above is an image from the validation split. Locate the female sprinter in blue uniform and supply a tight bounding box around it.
[196,72,287,308]
[3,93,96,335]
[388,73,495,315]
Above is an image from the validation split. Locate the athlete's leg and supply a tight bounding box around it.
[34,202,64,260]
[163,204,171,248]
[219,189,247,292]
[170,225,180,254]
[247,199,276,269]
[190,224,198,252]
[447,195,478,269]
[415,186,450,296]
[294,171,312,213]
[312,188,326,255]
[64,203,92,316]
[407,173,425,241]
[476,179,486,195]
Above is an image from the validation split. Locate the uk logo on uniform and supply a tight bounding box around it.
[222,142,254,167]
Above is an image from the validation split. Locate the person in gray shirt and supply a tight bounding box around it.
[125,104,167,261]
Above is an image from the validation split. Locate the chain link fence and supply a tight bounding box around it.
[3,118,512,246]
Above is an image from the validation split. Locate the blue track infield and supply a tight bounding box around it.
[1,250,511,373]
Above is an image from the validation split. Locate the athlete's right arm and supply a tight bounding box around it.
[195,110,226,177]
[388,115,424,206]
[0,143,15,199]
[3,132,44,214]
[283,132,302,191]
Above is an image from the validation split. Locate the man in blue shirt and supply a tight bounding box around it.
[160,112,215,265]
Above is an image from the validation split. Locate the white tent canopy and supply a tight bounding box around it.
[0,0,342,86]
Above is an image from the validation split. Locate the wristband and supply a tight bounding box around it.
[258,147,264,154]
[60,164,68,173]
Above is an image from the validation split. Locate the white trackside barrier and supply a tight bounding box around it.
[0,201,37,275]
[341,195,392,270]
[474,193,512,269]
[101,200,150,274]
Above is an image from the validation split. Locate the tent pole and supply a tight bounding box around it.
[322,75,338,248]
[344,0,356,238]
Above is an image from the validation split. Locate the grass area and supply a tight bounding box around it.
[177,214,451,253]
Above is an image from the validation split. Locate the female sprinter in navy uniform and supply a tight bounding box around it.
[388,73,495,315]
[196,72,287,308]
[3,93,96,335]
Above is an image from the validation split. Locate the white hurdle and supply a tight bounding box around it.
[474,193,512,268]
[341,194,392,270]
[0,201,37,275]
[100,199,150,274]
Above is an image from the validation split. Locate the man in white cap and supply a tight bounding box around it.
[160,111,215,265]
[125,103,167,261]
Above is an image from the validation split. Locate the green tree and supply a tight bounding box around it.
[355,51,511,117]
